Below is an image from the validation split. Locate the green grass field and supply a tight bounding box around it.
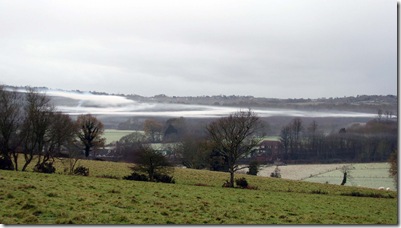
[0,158,397,224]
[103,129,143,144]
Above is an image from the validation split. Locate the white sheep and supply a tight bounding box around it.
[386,187,390,191]
[378,187,385,190]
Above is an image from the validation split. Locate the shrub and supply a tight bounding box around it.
[123,172,149,182]
[123,172,175,183]
[247,160,259,175]
[153,174,175,184]
[73,166,89,176]
[154,173,175,184]
[270,166,281,178]
[33,162,56,174]
[235,177,249,188]
[0,157,14,170]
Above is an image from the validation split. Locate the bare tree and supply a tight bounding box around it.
[280,125,291,160]
[0,86,23,170]
[143,119,163,142]
[206,109,262,187]
[307,120,323,159]
[20,88,54,171]
[0,86,79,172]
[290,118,303,157]
[76,114,106,158]
[39,112,78,167]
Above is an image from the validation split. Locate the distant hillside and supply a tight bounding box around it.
[136,94,397,115]
[5,85,397,115]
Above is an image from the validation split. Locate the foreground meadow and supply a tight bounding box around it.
[0,159,397,224]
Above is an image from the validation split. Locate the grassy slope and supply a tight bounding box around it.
[0,159,397,224]
[103,130,141,144]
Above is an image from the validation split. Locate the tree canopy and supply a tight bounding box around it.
[206,109,262,187]
[77,114,105,158]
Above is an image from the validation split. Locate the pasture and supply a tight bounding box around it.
[257,163,395,190]
[101,130,394,190]
[103,129,142,144]
[0,158,397,224]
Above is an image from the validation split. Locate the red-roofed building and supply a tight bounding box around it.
[253,140,282,164]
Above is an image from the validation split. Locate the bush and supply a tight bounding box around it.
[73,166,89,176]
[270,166,281,178]
[123,172,149,182]
[247,160,259,175]
[33,162,56,174]
[0,157,14,170]
[154,173,175,184]
[235,177,249,188]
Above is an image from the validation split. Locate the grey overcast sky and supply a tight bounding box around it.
[0,0,397,98]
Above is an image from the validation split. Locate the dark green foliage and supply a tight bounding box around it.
[278,118,397,163]
[179,136,210,170]
[0,157,14,170]
[33,162,56,174]
[73,166,89,176]
[131,145,173,182]
[123,172,149,182]
[209,150,229,172]
[235,177,249,188]
[247,160,259,175]
[123,172,175,183]
[154,173,175,184]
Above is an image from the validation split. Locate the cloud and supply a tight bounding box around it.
[0,0,396,98]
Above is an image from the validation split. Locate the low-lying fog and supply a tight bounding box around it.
[41,90,376,118]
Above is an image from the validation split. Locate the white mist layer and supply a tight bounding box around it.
[15,88,377,118]
[48,91,376,118]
